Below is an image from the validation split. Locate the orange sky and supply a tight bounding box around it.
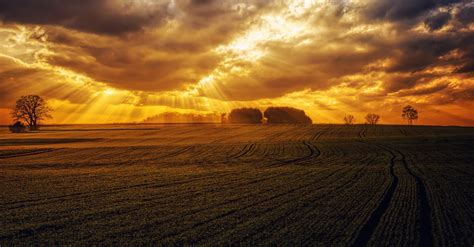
[0,0,473,125]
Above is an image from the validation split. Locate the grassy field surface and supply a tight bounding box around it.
[0,124,473,245]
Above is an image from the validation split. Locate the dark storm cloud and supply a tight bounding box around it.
[396,82,449,96]
[365,0,461,21]
[46,44,221,92]
[424,11,451,31]
[430,86,474,104]
[380,28,474,96]
[175,0,271,30]
[385,74,429,93]
[455,5,474,24]
[456,62,474,73]
[453,87,474,101]
[0,0,168,35]
[386,31,474,73]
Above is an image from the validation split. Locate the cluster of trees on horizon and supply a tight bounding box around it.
[222,107,312,124]
[342,106,418,125]
[8,95,420,133]
[343,113,381,125]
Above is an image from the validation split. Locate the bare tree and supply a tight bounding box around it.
[402,105,418,124]
[343,115,355,125]
[365,113,380,125]
[11,95,52,130]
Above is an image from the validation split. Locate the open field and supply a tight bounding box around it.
[0,124,473,245]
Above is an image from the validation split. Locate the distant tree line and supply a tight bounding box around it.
[343,113,382,125]
[342,105,419,125]
[7,94,421,133]
[344,115,355,125]
[224,105,419,125]
[223,107,312,124]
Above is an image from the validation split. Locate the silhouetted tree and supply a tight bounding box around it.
[9,121,27,133]
[221,113,228,124]
[365,113,380,125]
[11,95,52,130]
[228,108,263,124]
[264,107,312,124]
[343,115,355,125]
[402,105,418,124]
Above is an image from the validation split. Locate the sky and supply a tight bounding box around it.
[0,0,473,125]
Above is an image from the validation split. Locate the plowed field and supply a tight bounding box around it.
[0,124,473,245]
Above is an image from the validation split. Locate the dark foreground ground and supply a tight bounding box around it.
[0,124,473,245]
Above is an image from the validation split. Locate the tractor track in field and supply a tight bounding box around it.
[268,141,320,168]
[358,126,367,139]
[393,147,433,246]
[352,143,433,246]
[110,168,331,239]
[228,143,250,159]
[210,168,362,244]
[159,166,351,242]
[312,131,324,141]
[192,145,377,244]
[105,145,197,164]
[4,152,335,225]
[211,126,263,144]
[1,169,255,210]
[380,146,433,246]
[230,143,256,160]
[0,149,63,159]
[159,146,194,159]
[351,144,399,246]
[230,154,377,245]
[1,168,312,240]
[399,127,408,136]
[0,168,309,240]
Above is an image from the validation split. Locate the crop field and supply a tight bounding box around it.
[0,124,473,245]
